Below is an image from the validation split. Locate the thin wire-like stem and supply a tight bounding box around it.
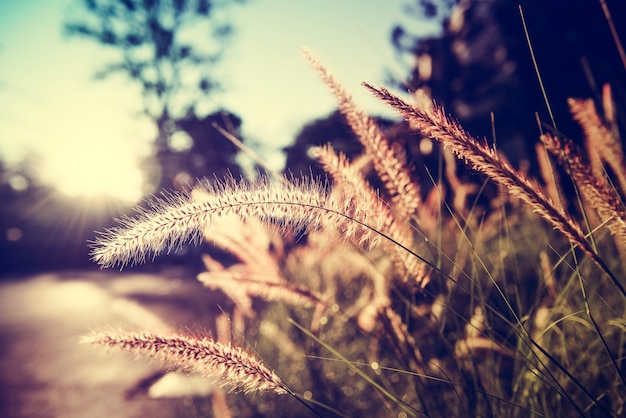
[598,0,626,72]
[289,318,424,417]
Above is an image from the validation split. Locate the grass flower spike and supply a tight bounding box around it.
[91,175,387,268]
[82,330,288,395]
[364,82,626,297]
[303,48,421,219]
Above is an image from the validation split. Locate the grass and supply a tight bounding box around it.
[85,37,626,418]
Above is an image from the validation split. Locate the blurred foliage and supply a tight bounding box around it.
[391,0,626,165]
[65,0,249,195]
[143,110,244,193]
[64,0,247,122]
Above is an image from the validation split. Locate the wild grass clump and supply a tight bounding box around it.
[87,51,626,418]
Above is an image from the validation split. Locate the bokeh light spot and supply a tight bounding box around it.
[168,131,193,152]
[6,227,23,241]
[9,174,29,191]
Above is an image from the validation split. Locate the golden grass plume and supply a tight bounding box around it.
[363,82,626,297]
[82,330,288,395]
[91,175,387,268]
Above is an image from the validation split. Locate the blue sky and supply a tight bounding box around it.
[0,0,440,202]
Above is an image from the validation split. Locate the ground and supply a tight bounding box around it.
[0,270,221,418]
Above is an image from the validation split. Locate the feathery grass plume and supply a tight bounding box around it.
[576,99,609,182]
[82,330,288,395]
[535,142,564,209]
[302,48,421,220]
[364,82,626,297]
[198,271,325,309]
[201,252,227,272]
[191,189,271,258]
[569,97,626,196]
[308,144,386,235]
[541,132,626,259]
[91,174,386,268]
[309,144,425,283]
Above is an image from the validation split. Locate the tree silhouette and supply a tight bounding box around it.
[64,0,248,191]
[391,0,626,165]
[283,110,365,179]
[143,109,243,192]
[65,0,244,123]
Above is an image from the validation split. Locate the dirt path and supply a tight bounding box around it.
[0,271,218,418]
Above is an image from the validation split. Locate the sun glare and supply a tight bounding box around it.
[42,141,145,204]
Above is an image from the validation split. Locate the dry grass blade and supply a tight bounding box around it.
[82,330,288,395]
[363,82,626,297]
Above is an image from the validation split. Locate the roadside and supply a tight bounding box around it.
[0,270,221,418]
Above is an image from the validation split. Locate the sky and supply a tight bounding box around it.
[0,0,441,204]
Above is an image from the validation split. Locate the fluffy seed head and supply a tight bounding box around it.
[91,175,388,268]
[82,330,288,395]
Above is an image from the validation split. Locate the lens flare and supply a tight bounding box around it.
[42,142,144,204]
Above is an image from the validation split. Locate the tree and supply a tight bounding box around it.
[65,0,248,191]
[143,109,243,192]
[391,0,626,165]
[65,0,244,123]
[283,110,365,179]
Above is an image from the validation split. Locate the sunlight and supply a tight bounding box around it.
[42,141,145,203]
